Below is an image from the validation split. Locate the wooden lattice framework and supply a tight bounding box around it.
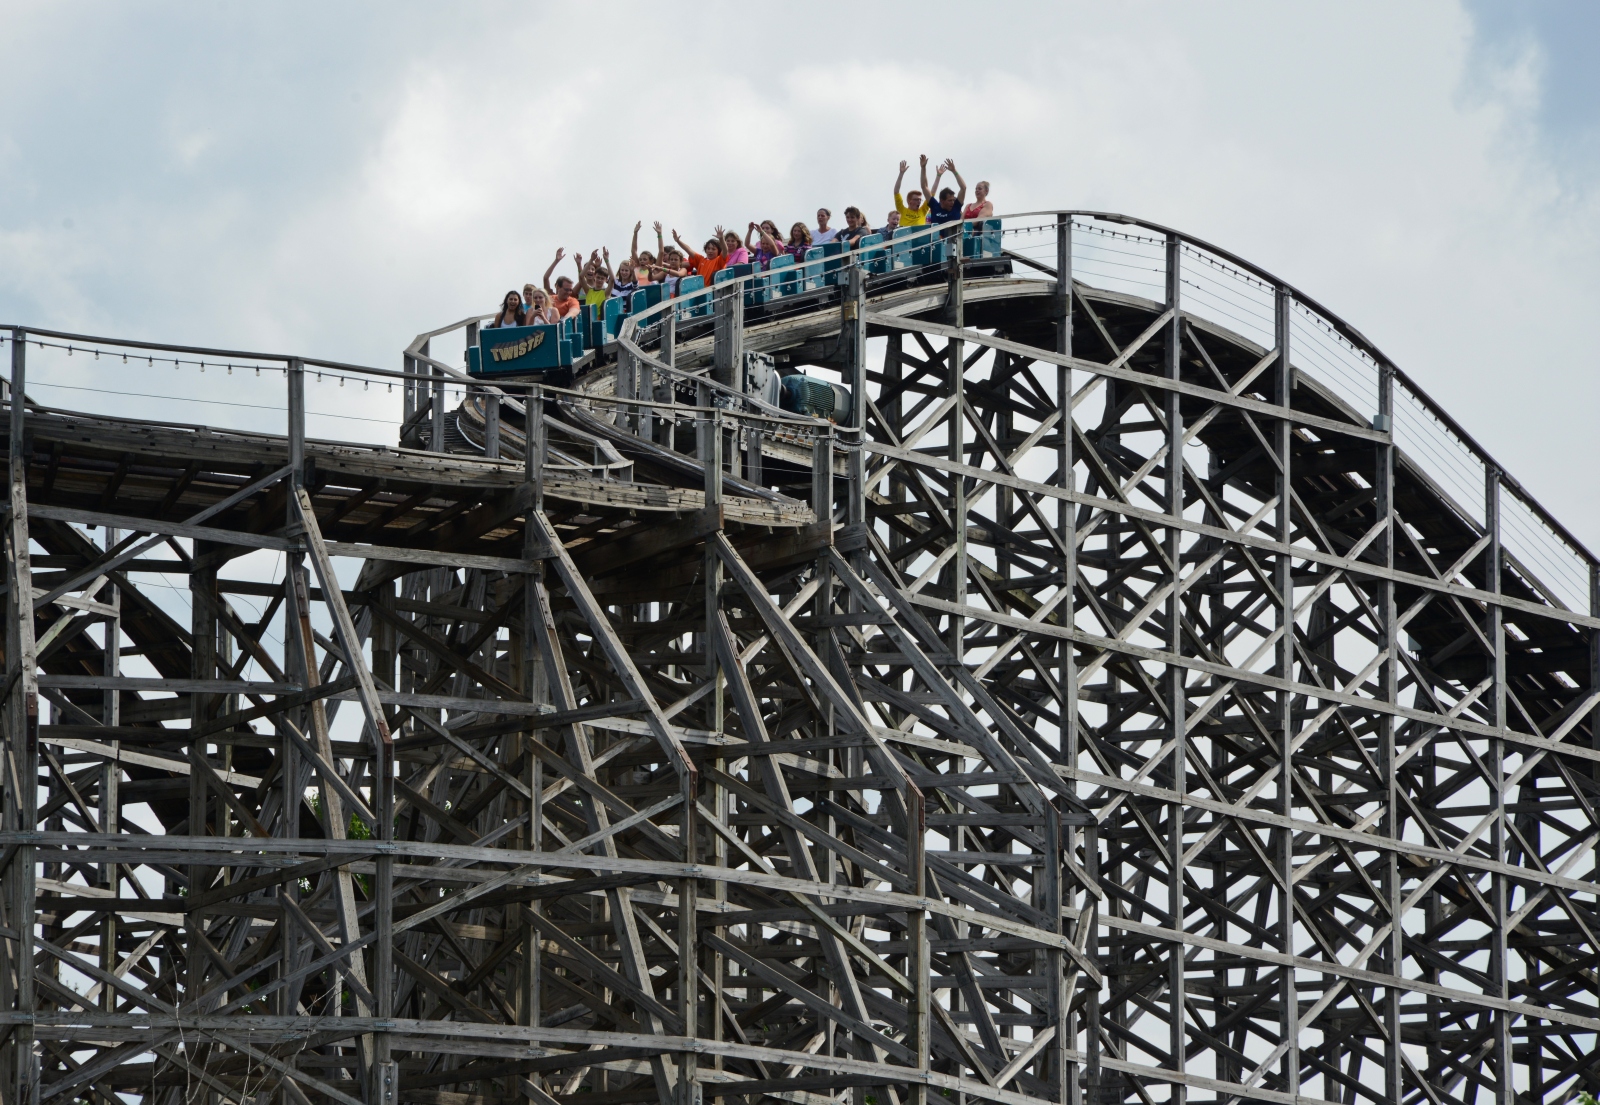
[1,211,1596,1105]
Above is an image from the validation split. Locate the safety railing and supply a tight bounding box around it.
[0,325,420,451]
[1002,209,1596,614]
[407,206,1594,611]
[8,208,1579,607]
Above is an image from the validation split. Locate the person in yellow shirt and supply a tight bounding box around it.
[892,156,933,228]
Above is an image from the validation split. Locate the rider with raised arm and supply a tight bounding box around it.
[893,157,931,228]
[927,158,967,225]
[671,226,728,284]
[629,221,660,282]
[542,248,584,320]
[579,250,612,317]
[748,220,784,268]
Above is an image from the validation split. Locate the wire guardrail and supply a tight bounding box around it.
[1047,211,1594,619]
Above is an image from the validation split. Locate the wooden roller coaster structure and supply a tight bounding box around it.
[1,211,1596,1105]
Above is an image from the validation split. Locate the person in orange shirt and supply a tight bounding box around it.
[671,225,730,283]
[541,248,584,321]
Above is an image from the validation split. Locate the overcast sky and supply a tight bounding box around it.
[1,0,1597,556]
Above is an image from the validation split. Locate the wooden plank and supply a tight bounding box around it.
[296,488,391,745]
[26,503,292,552]
[37,733,262,787]
[323,539,544,574]
[36,675,301,695]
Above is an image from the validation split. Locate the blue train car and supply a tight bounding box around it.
[471,324,566,376]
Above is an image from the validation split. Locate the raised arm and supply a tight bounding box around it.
[894,160,908,198]
[945,159,968,207]
[672,229,691,255]
[601,248,616,293]
[654,221,665,258]
[542,247,566,294]
[630,222,642,266]
[918,154,931,200]
[746,222,759,250]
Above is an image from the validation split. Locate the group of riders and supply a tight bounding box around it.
[486,156,995,331]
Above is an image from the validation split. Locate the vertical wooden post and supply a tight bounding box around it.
[1272,286,1299,1096]
[678,782,699,1105]
[5,328,39,1102]
[908,787,929,1105]
[402,350,415,425]
[99,523,121,1019]
[529,385,545,514]
[1043,805,1067,1105]
[1054,214,1084,1105]
[663,306,676,374]
[639,348,656,445]
[372,571,396,1103]
[713,284,743,390]
[885,331,905,563]
[523,393,548,1098]
[619,346,639,435]
[690,384,722,1105]
[1162,235,1187,1105]
[846,267,867,535]
[1485,467,1512,1105]
[1084,819,1102,1105]
[188,540,218,1022]
[281,356,307,1046]
[484,392,501,460]
[431,360,446,453]
[1376,363,1403,1105]
[947,240,966,663]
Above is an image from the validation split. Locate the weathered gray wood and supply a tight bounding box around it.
[36,674,301,694]
[322,540,546,574]
[5,212,1597,1105]
[35,464,292,608]
[296,488,390,746]
[28,503,292,552]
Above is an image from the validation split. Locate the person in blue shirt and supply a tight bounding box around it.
[926,159,967,225]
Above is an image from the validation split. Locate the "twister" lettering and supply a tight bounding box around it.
[489,331,546,362]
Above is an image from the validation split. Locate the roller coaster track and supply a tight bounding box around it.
[0,210,1595,1105]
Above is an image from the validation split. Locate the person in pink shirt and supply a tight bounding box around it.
[722,229,751,266]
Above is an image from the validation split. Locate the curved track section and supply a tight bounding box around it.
[0,211,1595,1105]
